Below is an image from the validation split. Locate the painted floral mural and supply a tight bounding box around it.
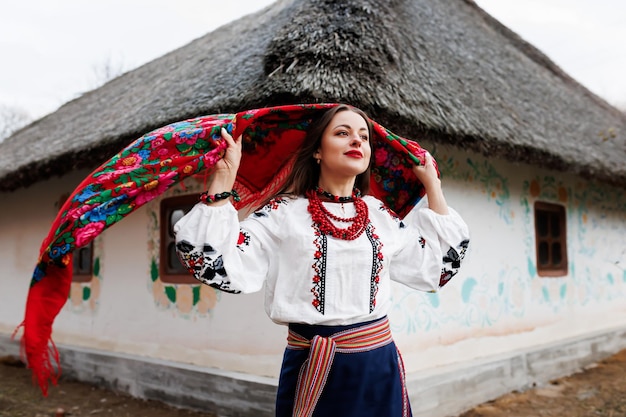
[390,146,626,335]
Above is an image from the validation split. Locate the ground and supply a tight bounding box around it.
[459,348,626,417]
[1,349,626,417]
[0,355,216,417]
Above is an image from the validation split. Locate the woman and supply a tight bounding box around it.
[174,104,470,417]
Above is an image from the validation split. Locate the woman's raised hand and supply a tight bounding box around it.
[203,128,242,203]
[215,127,243,175]
[411,152,449,215]
[215,128,241,181]
[411,152,440,189]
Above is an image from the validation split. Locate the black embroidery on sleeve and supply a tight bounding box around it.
[439,239,470,287]
[176,240,241,294]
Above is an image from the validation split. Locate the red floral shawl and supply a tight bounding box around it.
[17,103,436,394]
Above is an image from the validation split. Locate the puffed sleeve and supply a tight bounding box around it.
[173,200,281,294]
[390,201,470,292]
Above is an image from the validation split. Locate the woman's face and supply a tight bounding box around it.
[314,110,372,183]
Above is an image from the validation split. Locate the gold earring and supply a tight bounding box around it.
[316,159,321,164]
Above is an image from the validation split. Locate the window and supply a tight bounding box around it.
[72,243,94,282]
[160,194,200,284]
[58,192,94,282]
[534,202,567,277]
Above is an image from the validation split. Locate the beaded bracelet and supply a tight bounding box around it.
[199,189,241,204]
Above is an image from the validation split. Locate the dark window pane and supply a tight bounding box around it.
[72,243,93,282]
[73,245,92,275]
[168,242,188,274]
[73,249,82,272]
[535,202,567,276]
[79,248,90,272]
[536,212,548,237]
[550,213,560,238]
[552,242,562,265]
[538,242,549,265]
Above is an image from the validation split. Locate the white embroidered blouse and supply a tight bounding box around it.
[174,195,470,326]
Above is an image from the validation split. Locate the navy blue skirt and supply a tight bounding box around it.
[275,318,412,417]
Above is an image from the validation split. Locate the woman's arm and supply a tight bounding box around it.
[387,152,470,291]
[173,128,273,293]
[204,128,242,207]
[411,152,449,215]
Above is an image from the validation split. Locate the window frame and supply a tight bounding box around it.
[534,201,568,277]
[72,242,94,282]
[58,192,94,283]
[159,194,201,284]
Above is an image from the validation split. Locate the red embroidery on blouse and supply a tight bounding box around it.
[236,230,250,251]
[378,202,400,220]
[252,196,289,218]
[311,228,327,314]
[310,219,383,314]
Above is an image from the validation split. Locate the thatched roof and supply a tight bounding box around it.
[1,0,625,192]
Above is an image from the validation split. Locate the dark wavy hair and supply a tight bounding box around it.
[275,104,374,198]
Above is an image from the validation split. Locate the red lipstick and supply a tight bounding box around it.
[344,150,363,158]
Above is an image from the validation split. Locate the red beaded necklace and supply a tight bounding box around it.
[306,188,369,240]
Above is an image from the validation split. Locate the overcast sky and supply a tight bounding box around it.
[0,0,624,121]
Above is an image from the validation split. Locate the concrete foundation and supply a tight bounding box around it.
[2,326,626,417]
[408,325,626,416]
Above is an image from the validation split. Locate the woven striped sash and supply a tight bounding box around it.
[287,317,394,417]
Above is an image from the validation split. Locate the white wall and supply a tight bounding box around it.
[1,146,625,380]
